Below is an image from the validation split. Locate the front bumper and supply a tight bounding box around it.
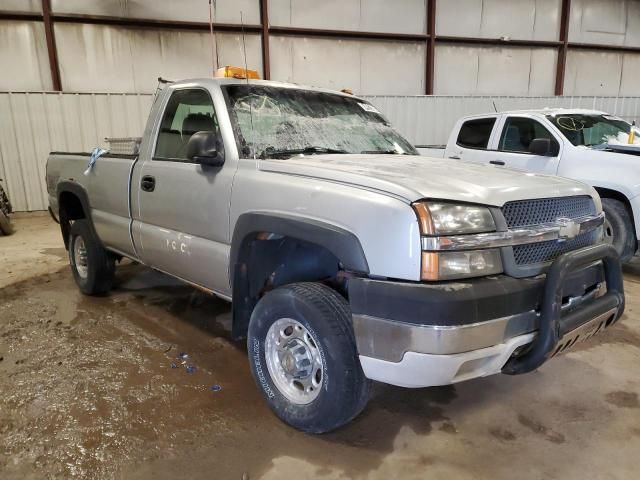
[349,243,625,388]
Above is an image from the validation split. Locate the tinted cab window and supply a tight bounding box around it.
[457,118,496,149]
[155,89,218,161]
[499,117,559,155]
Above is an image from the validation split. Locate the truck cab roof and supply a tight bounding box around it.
[462,108,609,120]
[164,77,362,100]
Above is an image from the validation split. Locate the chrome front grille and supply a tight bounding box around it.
[501,196,598,267]
[502,196,596,228]
[513,231,596,265]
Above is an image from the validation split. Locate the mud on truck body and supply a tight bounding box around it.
[46,77,625,433]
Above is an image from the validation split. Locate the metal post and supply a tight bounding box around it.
[41,0,62,91]
[260,0,270,80]
[555,0,571,96]
[425,0,436,95]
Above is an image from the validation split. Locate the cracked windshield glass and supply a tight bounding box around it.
[546,113,640,147]
[223,85,417,159]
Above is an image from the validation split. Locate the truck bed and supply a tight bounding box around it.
[46,152,139,258]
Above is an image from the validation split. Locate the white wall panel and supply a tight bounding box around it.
[564,50,640,96]
[270,35,424,94]
[0,0,41,11]
[55,24,262,93]
[569,0,640,47]
[0,92,153,211]
[0,21,52,91]
[564,50,621,95]
[435,45,557,95]
[269,0,426,34]
[436,0,561,41]
[50,0,260,25]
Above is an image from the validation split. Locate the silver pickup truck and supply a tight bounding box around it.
[46,77,625,433]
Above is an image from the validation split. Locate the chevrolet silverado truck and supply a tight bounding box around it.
[443,109,640,262]
[46,78,625,433]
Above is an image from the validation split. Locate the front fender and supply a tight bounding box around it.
[229,212,369,284]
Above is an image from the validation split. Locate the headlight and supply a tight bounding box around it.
[421,250,502,281]
[413,201,502,280]
[413,202,496,235]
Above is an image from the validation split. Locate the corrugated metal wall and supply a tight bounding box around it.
[0,92,153,212]
[2,91,640,212]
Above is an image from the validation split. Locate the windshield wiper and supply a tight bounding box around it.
[361,149,410,155]
[260,146,349,159]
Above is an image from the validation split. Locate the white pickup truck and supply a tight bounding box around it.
[443,109,640,262]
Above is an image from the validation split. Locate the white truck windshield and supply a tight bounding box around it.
[222,85,417,158]
[546,114,638,147]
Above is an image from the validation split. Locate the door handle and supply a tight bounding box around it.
[141,175,156,192]
[490,160,505,166]
[448,155,461,160]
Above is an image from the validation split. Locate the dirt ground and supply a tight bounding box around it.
[1,213,639,480]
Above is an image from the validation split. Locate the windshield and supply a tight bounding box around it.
[222,85,418,158]
[546,113,639,147]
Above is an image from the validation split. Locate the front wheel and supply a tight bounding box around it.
[69,219,116,295]
[247,282,369,433]
[602,198,636,263]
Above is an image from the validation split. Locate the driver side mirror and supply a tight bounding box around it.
[186,131,225,167]
[528,138,557,156]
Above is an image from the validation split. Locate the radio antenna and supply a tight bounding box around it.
[240,11,256,159]
[208,0,218,75]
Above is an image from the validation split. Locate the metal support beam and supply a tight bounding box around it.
[555,0,571,95]
[436,36,562,48]
[425,0,436,95]
[41,0,61,91]
[268,25,427,42]
[51,13,262,33]
[260,0,270,80]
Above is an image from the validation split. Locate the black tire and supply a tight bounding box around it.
[0,183,13,236]
[247,282,369,433]
[602,198,636,263]
[0,211,12,236]
[68,219,116,295]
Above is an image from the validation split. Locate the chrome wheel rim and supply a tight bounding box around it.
[264,318,324,405]
[73,235,89,279]
[604,218,614,245]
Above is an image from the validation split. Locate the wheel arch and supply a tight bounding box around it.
[56,181,96,249]
[229,212,369,339]
[593,186,637,238]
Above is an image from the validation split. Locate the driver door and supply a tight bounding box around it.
[132,87,234,296]
[489,115,562,174]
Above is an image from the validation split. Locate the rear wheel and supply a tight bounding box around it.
[69,219,116,295]
[602,198,636,263]
[0,183,13,236]
[247,282,369,433]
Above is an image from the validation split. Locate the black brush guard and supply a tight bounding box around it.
[503,243,625,375]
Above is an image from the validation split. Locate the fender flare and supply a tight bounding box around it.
[230,212,369,283]
[56,181,100,248]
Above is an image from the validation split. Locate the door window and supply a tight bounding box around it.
[155,89,218,161]
[499,117,559,155]
[456,117,496,149]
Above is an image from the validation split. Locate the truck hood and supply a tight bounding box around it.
[259,154,593,207]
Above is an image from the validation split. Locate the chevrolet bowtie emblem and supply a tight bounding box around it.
[557,217,580,240]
